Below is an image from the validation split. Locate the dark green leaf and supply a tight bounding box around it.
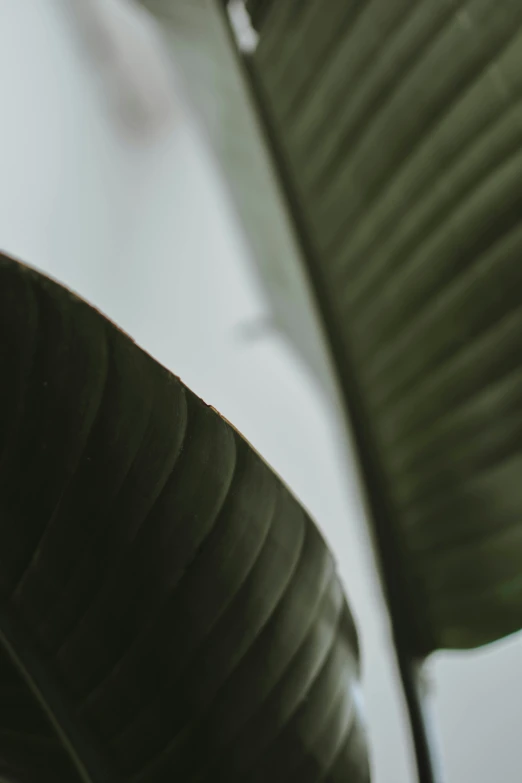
[248,0,522,652]
[0,252,368,782]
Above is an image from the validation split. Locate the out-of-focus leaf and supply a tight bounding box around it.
[247,0,522,652]
[0,252,369,782]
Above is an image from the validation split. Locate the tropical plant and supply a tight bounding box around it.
[2,0,522,781]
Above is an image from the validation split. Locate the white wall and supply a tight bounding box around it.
[0,2,520,782]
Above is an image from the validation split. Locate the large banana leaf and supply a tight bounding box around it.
[0,253,368,782]
[245,0,522,654]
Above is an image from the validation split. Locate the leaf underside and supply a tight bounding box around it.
[0,253,368,782]
[246,0,522,652]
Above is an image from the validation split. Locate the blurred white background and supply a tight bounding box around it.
[0,2,520,782]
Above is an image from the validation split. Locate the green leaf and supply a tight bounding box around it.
[0,252,369,783]
[248,0,522,652]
